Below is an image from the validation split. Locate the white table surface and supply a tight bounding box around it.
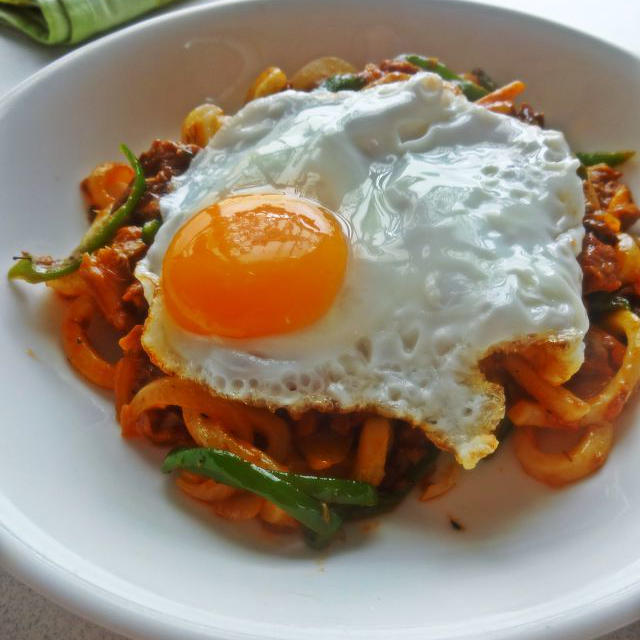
[1,0,640,638]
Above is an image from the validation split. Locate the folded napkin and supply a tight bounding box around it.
[0,0,177,45]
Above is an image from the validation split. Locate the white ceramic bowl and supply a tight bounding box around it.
[1,1,640,639]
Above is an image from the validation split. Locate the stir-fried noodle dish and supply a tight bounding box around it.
[9,55,640,548]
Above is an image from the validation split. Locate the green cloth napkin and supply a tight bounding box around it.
[0,0,177,45]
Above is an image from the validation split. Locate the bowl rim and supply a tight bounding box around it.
[2,1,640,639]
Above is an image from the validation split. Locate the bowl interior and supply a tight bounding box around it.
[1,2,640,639]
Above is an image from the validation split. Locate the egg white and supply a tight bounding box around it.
[136,73,587,468]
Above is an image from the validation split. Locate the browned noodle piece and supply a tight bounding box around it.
[514,422,614,487]
[62,295,115,389]
[182,408,285,471]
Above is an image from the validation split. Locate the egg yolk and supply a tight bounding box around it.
[162,193,348,338]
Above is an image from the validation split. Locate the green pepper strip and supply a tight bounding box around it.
[322,73,367,92]
[162,448,344,537]
[270,471,377,506]
[471,68,497,92]
[576,150,635,168]
[402,54,488,101]
[303,447,439,549]
[8,144,145,284]
[141,218,162,245]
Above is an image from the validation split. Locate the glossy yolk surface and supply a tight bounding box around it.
[162,193,348,338]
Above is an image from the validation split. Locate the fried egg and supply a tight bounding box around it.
[136,72,587,469]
